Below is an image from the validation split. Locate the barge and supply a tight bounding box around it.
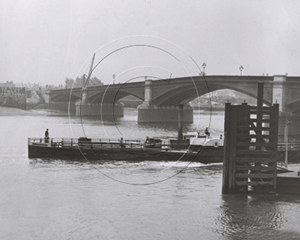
[28,133,224,163]
[28,134,300,164]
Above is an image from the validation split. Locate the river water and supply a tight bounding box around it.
[1,108,300,240]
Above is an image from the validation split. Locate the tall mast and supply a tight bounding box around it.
[83,53,96,90]
[82,53,96,104]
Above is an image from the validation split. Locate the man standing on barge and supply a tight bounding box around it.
[45,128,49,143]
[205,127,210,137]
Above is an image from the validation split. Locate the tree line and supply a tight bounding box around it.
[65,75,103,89]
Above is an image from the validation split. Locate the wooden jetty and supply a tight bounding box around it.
[222,82,300,195]
[222,82,279,194]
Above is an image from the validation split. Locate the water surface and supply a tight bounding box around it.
[1,109,300,240]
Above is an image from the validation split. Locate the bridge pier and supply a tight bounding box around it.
[272,75,286,112]
[137,79,193,123]
[270,75,299,138]
[75,101,124,117]
[137,104,193,123]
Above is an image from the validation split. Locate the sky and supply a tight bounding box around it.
[1,0,300,86]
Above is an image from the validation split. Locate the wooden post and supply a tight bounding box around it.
[256,82,264,150]
[284,123,288,168]
[178,104,183,140]
[270,104,279,192]
[236,103,250,193]
[255,82,264,185]
[257,82,264,109]
[229,106,238,193]
[222,103,232,194]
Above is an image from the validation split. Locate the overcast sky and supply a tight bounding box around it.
[1,0,300,86]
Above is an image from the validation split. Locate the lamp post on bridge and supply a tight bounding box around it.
[239,65,244,75]
[113,74,115,84]
[202,62,206,75]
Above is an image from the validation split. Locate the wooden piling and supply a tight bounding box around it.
[222,103,233,194]
[178,104,183,140]
[222,83,279,194]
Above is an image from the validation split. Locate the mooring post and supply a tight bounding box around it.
[270,103,279,192]
[222,102,232,194]
[178,104,183,140]
[256,82,264,143]
[256,82,264,174]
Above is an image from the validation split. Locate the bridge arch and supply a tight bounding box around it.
[152,83,272,107]
[87,90,144,104]
[50,93,82,103]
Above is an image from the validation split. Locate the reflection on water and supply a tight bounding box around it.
[217,194,300,240]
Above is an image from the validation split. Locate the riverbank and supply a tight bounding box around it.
[0,106,65,116]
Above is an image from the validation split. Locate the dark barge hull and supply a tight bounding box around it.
[28,145,224,163]
[277,171,300,194]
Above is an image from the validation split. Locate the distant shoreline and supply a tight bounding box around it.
[0,106,64,116]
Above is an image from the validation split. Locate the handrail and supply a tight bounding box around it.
[28,137,144,149]
[28,137,142,143]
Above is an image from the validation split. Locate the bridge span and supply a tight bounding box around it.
[48,74,300,136]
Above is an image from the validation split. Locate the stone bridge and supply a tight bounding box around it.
[49,75,300,120]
